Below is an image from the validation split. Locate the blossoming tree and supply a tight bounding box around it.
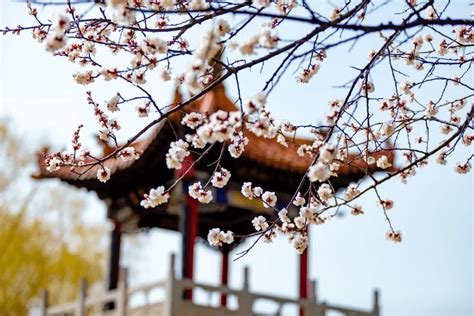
[2,0,473,255]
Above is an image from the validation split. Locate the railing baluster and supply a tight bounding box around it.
[40,289,48,316]
[77,278,87,316]
[372,289,380,316]
[117,267,128,316]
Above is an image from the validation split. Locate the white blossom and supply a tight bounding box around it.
[426,6,437,19]
[140,186,170,208]
[73,71,95,85]
[455,162,471,174]
[380,199,394,210]
[97,167,111,183]
[259,24,278,48]
[319,144,335,163]
[253,186,263,197]
[119,147,140,161]
[308,162,331,182]
[241,182,254,199]
[299,206,314,221]
[293,192,305,206]
[160,68,172,81]
[436,151,447,165]
[351,205,364,216]
[182,112,205,129]
[386,230,402,243]
[297,64,320,84]
[252,0,270,8]
[294,216,305,229]
[166,140,190,170]
[106,94,121,112]
[376,155,392,169]
[211,167,231,188]
[215,19,230,36]
[317,183,333,202]
[207,228,221,247]
[207,228,234,247]
[277,134,288,147]
[344,183,360,200]
[46,157,62,172]
[100,68,118,81]
[292,234,308,254]
[263,230,276,243]
[425,101,439,119]
[136,103,150,118]
[251,215,269,231]
[261,191,277,208]
[329,7,341,21]
[143,37,167,55]
[278,208,290,223]
[189,0,209,10]
[188,181,213,203]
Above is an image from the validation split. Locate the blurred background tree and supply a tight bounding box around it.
[0,121,106,315]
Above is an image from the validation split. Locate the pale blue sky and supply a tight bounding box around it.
[1,1,472,315]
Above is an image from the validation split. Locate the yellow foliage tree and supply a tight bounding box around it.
[0,121,105,315]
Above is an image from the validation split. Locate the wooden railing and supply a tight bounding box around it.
[36,254,380,316]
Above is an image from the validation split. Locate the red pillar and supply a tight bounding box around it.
[220,247,230,306]
[299,233,309,316]
[178,155,198,300]
[183,193,199,300]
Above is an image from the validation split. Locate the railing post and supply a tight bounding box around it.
[306,279,322,316]
[243,266,249,291]
[77,278,87,316]
[117,267,128,316]
[310,279,318,302]
[372,289,380,316]
[40,289,48,316]
[237,266,253,316]
[164,253,176,316]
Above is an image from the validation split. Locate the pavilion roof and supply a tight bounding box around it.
[33,80,394,237]
[34,83,392,182]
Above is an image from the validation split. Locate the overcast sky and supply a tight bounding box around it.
[1,1,472,316]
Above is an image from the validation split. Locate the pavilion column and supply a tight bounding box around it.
[178,155,198,300]
[299,232,309,316]
[108,219,122,291]
[104,219,121,311]
[220,246,230,307]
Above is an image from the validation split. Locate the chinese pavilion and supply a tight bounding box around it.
[34,68,392,314]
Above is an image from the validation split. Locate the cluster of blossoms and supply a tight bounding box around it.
[207,228,234,247]
[118,147,141,161]
[45,14,70,52]
[23,0,473,258]
[243,92,286,143]
[241,182,278,208]
[140,186,170,208]
[307,144,338,183]
[188,182,213,204]
[211,167,231,188]
[45,152,69,172]
[386,231,402,243]
[44,124,87,172]
[240,182,334,253]
[166,140,190,170]
[182,19,231,93]
[177,108,251,160]
[297,50,326,84]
